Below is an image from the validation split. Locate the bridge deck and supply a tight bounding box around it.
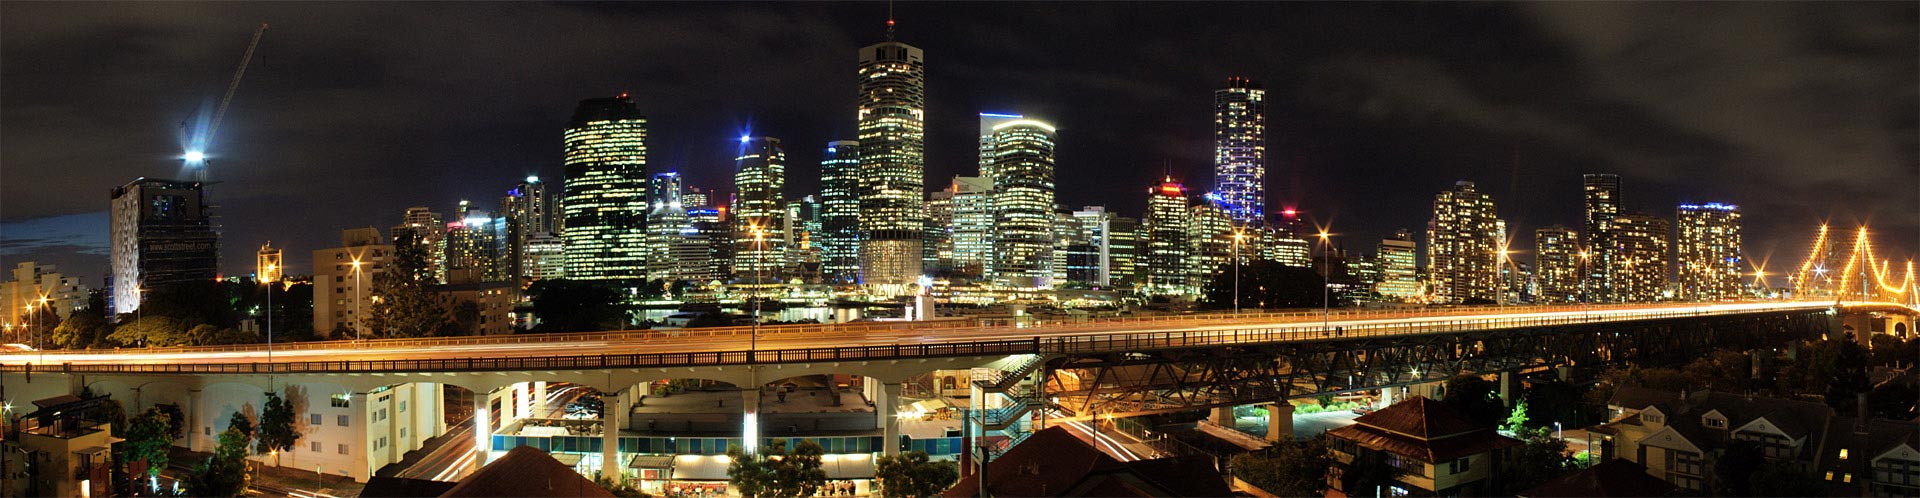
[0,301,1882,375]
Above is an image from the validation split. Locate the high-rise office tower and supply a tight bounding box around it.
[786,196,823,282]
[562,95,650,281]
[977,113,1026,182]
[1187,203,1235,286]
[1052,210,1084,286]
[645,172,691,281]
[818,141,861,284]
[946,176,996,280]
[1534,225,1581,303]
[447,202,509,283]
[1614,212,1671,302]
[732,137,787,283]
[673,208,728,283]
[1070,207,1119,287]
[926,188,956,273]
[110,178,219,314]
[501,176,552,281]
[1583,173,1621,301]
[1375,230,1419,300]
[524,234,565,282]
[1213,78,1267,226]
[391,207,448,284]
[1425,181,1500,304]
[257,243,282,283]
[1107,216,1140,288]
[985,118,1057,289]
[1260,227,1311,268]
[682,187,712,211]
[856,39,927,293]
[1677,203,1744,300]
[1143,178,1193,295]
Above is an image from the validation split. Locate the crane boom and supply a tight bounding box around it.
[207,23,266,149]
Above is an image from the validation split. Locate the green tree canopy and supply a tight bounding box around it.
[875,450,959,498]
[121,408,173,479]
[105,316,190,347]
[728,440,829,498]
[1228,436,1329,498]
[256,392,301,461]
[183,426,252,497]
[366,231,449,338]
[1502,427,1572,493]
[1441,375,1505,428]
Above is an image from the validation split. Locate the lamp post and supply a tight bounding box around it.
[264,264,276,373]
[351,259,364,342]
[1232,230,1245,315]
[1577,250,1589,304]
[1318,230,1331,330]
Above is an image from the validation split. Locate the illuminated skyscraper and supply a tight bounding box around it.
[1187,202,1235,285]
[502,176,553,280]
[110,178,218,314]
[448,201,509,283]
[732,137,787,283]
[856,39,927,293]
[561,95,649,281]
[1142,178,1193,295]
[1213,78,1266,225]
[1107,216,1140,288]
[1614,212,1671,302]
[645,172,690,281]
[977,113,1025,182]
[1677,203,1744,300]
[1260,227,1312,268]
[985,118,1057,288]
[1425,181,1500,304]
[785,196,823,281]
[818,141,861,284]
[1070,207,1123,287]
[1534,225,1581,303]
[1375,230,1418,300]
[1583,173,1621,301]
[946,176,995,280]
[390,207,447,284]
[926,187,955,273]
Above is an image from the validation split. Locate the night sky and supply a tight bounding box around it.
[3,2,1915,283]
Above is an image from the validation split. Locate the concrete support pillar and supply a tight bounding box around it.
[474,392,492,468]
[187,389,203,452]
[1266,402,1295,442]
[602,389,626,482]
[1499,372,1515,407]
[742,386,762,454]
[534,381,549,417]
[881,383,902,456]
[1378,387,1396,410]
[1209,406,1235,427]
[516,382,532,419]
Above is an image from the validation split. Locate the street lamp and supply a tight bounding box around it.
[351,259,365,342]
[1577,251,1589,304]
[264,265,276,373]
[1232,230,1246,315]
[1317,230,1331,330]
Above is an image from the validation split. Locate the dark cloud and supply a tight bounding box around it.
[1,2,1912,283]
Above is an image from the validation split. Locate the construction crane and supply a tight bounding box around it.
[182,22,267,181]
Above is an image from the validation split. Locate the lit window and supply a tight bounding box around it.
[1840,449,1850,460]
[1826,471,1835,481]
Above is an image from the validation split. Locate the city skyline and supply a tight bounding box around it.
[2,2,1916,283]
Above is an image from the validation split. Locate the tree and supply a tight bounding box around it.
[120,408,173,482]
[366,231,449,338]
[875,450,960,498]
[1829,335,1872,412]
[1501,427,1571,493]
[727,440,828,498]
[50,302,110,349]
[594,475,651,497]
[1339,449,1406,496]
[527,279,627,332]
[1199,260,1327,310]
[105,316,191,347]
[1503,400,1530,434]
[1683,350,1753,392]
[155,403,187,441]
[1441,375,1504,428]
[1712,440,1766,497]
[1748,458,1825,497]
[256,392,301,463]
[182,427,251,497]
[227,412,255,445]
[1227,436,1329,498]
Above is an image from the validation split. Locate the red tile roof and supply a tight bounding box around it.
[1351,396,1483,440]
[441,446,615,498]
[1331,396,1521,463]
[943,426,1231,497]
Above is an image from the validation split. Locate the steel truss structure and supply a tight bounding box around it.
[1042,310,1831,418]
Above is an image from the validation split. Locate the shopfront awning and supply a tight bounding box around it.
[629,455,674,470]
[821,454,875,479]
[671,455,732,481]
[551,453,584,466]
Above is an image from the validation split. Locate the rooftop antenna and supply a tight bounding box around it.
[886,0,896,40]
